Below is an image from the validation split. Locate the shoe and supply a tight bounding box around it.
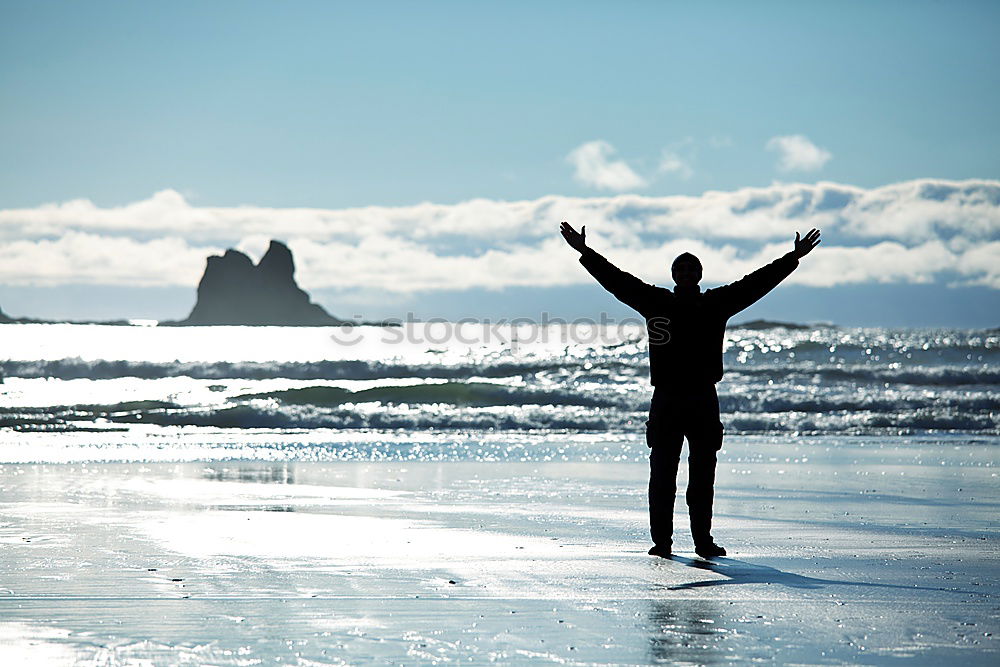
[694,542,726,559]
[648,544,671,558]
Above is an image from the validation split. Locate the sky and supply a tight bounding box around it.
[1,0,999,326]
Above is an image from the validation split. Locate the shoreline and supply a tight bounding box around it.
[0,431,996,465]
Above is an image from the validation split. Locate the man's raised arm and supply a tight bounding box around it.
[713,228,821,318]
[560,222,658,316]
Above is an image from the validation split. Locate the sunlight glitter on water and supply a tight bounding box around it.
[1,323,997,439]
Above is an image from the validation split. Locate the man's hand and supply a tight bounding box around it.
[793,228,821,259]
[560,221,588,253]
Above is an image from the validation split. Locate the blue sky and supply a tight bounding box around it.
[1,1,999,325]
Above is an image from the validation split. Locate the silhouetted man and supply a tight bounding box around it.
[560,222,821,558]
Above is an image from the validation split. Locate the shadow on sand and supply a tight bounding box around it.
[661,555,968,594]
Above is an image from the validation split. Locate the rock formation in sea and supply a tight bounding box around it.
[168,240,349,326]
[730,319,815,330]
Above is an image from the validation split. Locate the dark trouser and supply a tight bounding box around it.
[645,384,724,547]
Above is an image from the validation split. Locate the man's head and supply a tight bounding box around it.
[671,252,703,288]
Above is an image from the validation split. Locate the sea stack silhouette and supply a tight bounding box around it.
[168,240,349,326]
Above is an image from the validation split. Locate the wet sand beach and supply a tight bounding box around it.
[0,438,997,665]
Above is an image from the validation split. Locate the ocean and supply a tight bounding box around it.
[1,322,996,463]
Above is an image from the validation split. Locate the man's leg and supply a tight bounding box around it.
[685,385,726,556]
[648,436,683,550]
[647,390,683,553]
[686,438,719,545]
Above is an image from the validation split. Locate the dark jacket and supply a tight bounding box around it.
[579,248,799,386]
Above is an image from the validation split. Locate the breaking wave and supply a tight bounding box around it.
[3,381,995,434]
[3,358,998,387]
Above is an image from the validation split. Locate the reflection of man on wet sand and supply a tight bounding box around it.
[560,222,821,558]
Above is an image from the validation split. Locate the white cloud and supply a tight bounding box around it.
[0,232,216,287]
[766,134,832,172]
[658,150,693,179]
[566,140,647,191]
[788,240,958,287]
[955,241,1000,288]
[0,178,998,291]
